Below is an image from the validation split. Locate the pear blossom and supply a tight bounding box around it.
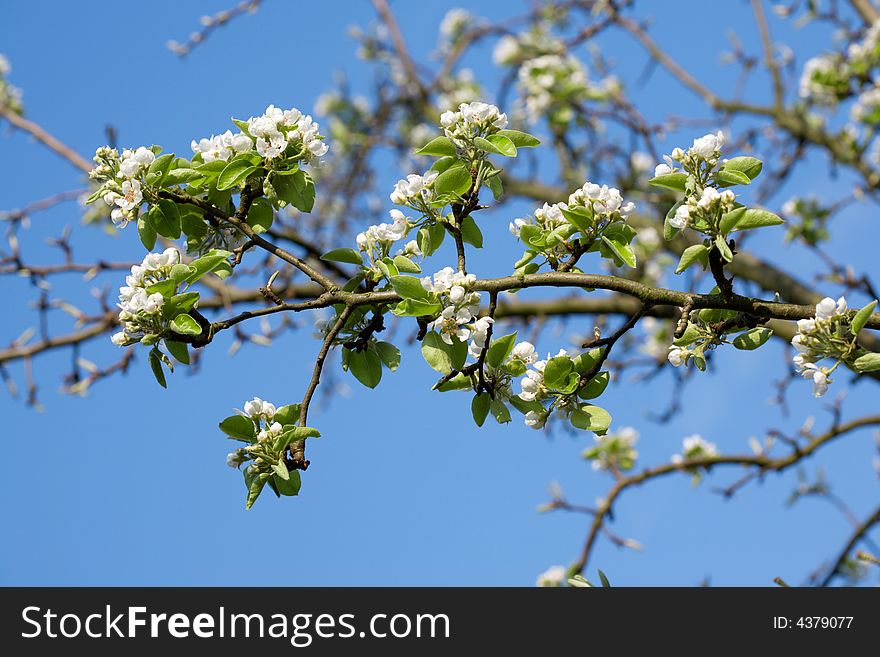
[689,131,724,160]
[115,179,142,212]
[256,132,288,159]
[244,397,277,420]
[511,341,538,364]
[672,434,719,463]
[226,449,247,469]
[536,565,565,587]
[669,204,690,229]
[118,146,155,179]
[667,346,687,367]
[429,305,473,344]
[389,170,439,206]
[654,154,678,176]
[524,410,545,429]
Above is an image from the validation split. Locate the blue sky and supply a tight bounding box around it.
[1,1,877,586]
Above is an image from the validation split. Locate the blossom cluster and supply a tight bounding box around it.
[389,170,439,208]
[671,434,719,464]
[516,53,618,125]
[583,427,639,472]
[111,248,181,346]
[668,186,736,231]
[422,267,481,345]
[89,145,155,228]
[799,25,880,107]
[0,54,23,115]
[790,296,850,397]
[356,209,410,252]
[654,130,725,177]
[509,181,636,265]
[535,565,566,587]
[195,105,327,163]
[440,101,508,151]
[226,397,281,471]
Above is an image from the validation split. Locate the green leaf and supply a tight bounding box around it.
[169,313,202,336]
[578,371,609,400]
[473,136,504,156]
[853,352,880,372]
[246,197,274,233]
[543,356,573,390]
[150,199,182,239]
[377,259,399,279]
[460,215,483,248]
[272,461,290,481]
[217,159,260,191]
[489,399,512,424]
[570,405,612,433]
[274,470,301,496]
[598,570,612,588]
[485,174,503,200]
[649,173,688,192]
[471,393,490,427]
[321,248,363,265]
[391,299,442,317]
[561,206,594,233]
[718,207,746,235]
[145,153,175,186]
[164,340,190,364]
[721,156,763,181]
[715,169,751,187]
[185,250,232,284]
[392,255,421,273]
[421,222,447,257]
[434,372,472,392]
[148,348,167,388]
[415,136,456,157]
[162,292,200,319]
[850,300,877,334]
[137,214,157,250]
[374,341,401,371]
[434,165,472,197]
[273,404,301,426]
[675,244,710,274]
[270,170,314,212]
[733,208,784,231]
[430,156,459,173]
[485,134,517,157]
[348,348,383,388]
[145,279,177,297]
[600,235,637,268]
[163,168,204,186]
[487,332,517,369]
[572,348,603,374]
[220,414,256,440]
[731,327,772,350]
[390,275,432,301]
[245,474,267,509]
[714,235,733,262]
[496,129,540,147]
[421,331,462,375]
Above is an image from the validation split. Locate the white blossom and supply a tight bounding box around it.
[118,146,155,179]
[244,397,277,420]
[536,565,565,587]
[524,410,545,430]
[667,346,687,367]
[669,204,690,230]
[511,341,538,364]
[689,131,725,160]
